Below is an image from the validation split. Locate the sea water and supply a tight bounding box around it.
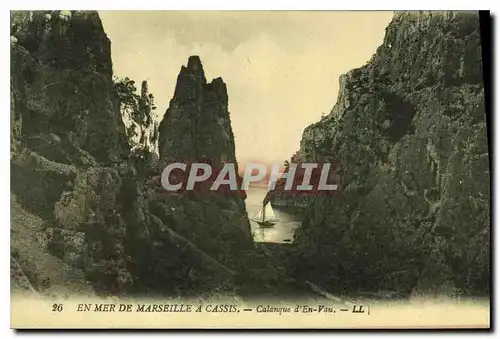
[245,185,303,244]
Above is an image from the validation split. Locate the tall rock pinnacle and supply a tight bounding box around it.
[172,56,207,101]
[158,56,236,168]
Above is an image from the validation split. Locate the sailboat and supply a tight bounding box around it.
[251,202,279,227]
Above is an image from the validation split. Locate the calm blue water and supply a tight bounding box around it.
[245,185,302,244]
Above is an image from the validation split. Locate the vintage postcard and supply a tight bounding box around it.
[10,10,491,329]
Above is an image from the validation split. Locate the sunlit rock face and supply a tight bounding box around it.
[291,11,489,296]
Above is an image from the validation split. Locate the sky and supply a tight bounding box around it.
[99,11,394,165]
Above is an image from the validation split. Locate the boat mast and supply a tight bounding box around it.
[262,203,266,222]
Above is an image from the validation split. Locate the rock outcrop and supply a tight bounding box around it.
[159,56,237,167]
[118,78,159,154]
[291,11,489,297]
[11,10,128,164]
[10,10,252,299]
[156,55,253,269]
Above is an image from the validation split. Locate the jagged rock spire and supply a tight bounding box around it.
[158,56,235,168]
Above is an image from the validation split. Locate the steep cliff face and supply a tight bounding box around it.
[155,56,253,269]
[11,10,129,296]
[292,11,489,296]
[11,10,128,164]
[10,11,251,298]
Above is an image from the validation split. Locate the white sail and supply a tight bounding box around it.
[264,203,278,222]
[251,208,264,222]
[251,203,278,223]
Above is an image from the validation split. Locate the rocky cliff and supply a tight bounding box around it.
[291,11,490,297]
[153,55,254,270]
[159,56,237,167]
[10,10,252,298]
